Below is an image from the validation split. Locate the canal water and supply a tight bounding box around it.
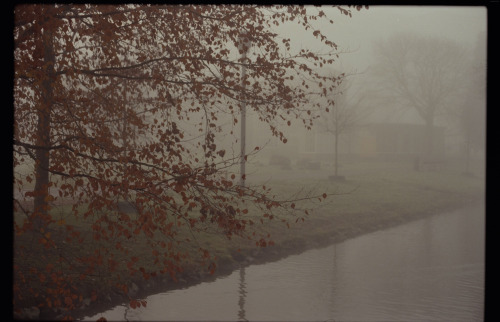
[86,203,485,321]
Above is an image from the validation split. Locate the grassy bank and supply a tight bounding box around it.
[14,158,485,320]
[218,157,485,266]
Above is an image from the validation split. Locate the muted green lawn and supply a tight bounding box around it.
[13,157,485,317]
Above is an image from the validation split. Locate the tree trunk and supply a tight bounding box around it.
[461,103,473,175]
[424,117,435,158]
[464,139,471,174]
[334,131,339,177]
[33,28,55,230]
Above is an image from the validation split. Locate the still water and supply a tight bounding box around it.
[86,203,484,321]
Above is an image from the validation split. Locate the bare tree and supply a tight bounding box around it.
[318,74,370,178]
[370,33,468,158]
[457,31,486,174]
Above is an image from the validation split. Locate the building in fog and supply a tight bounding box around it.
[295,122,445,162]
[245,108,446,165]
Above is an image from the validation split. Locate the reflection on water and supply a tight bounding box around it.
[238,267,247,322]
[86,203,484,321]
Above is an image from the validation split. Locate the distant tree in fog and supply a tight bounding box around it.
[457,32,486,174]
[370,33,468,157]
[318,74,369,177]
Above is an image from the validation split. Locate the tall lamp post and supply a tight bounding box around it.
[239,34,251,188]
[236,34,251,322]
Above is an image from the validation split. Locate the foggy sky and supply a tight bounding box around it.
[276,6,487,71]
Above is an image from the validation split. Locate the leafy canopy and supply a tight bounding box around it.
[13,4,363,318]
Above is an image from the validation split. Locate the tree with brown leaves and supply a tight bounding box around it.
[13,4,364,319]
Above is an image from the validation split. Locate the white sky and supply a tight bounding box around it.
[276,5,487,71]
[267,5,487,126]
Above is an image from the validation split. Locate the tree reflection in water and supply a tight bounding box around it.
[238,266,248,321]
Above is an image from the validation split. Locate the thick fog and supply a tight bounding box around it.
[236,6,487,172]
[14,5,487,321]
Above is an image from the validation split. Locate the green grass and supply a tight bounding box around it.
[13,157,485,318]
[229,157,484,250]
